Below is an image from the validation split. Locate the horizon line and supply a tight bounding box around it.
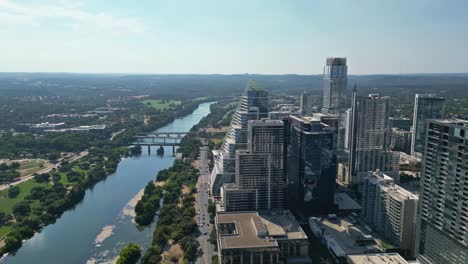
[1,71,468,76]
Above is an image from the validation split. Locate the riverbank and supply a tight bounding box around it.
[0,100,210,257]
[1,102,215,264]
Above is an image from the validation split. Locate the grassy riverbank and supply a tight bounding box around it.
[0,99,213,256]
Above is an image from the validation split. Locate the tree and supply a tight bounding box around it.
[178,236,200,261]
[0,211,8,225]
[3,235,22,253]
[34,173,50,183]
[141,245,162,264]
[8,185,20,198]
[12,201,31,218]
[116,242,141,264]
[130,145,142,156]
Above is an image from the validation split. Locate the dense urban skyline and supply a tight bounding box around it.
[1,0,468,74]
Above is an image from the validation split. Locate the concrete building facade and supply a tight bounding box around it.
[348,93,400,184]
[361,171,418,257]
[416,119,468,264]
[221,119,286,211]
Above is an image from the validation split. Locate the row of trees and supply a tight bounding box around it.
[0,147,123,255]
[140,159,200,263]
[137,100,230,263]
[134,182,163,226]
[0,162,21,184]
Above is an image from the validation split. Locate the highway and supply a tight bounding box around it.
[195,143,215,264]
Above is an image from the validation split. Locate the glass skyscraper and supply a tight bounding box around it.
[411,94,445,158]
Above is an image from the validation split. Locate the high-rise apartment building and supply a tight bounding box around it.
[416,119,467,264]
[221,119,286,211]
[210,80,269,195]
[287,116,336,213]
[348,93,400,184]
[322,57,348,153]
[361,171,418,257]
[410,94,445,158]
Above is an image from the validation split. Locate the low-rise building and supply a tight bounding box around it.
[216,211,310,264]
[334,192,361,215]
[309,215,382,260]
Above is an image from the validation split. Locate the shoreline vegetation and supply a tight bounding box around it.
[131,100,235,263]
[0,98,212,256]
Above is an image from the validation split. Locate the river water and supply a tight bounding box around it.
[2,102,214,264]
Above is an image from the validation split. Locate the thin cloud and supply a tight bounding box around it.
[0,0,145,33]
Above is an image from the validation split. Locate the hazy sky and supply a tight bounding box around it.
[1,0,467,74]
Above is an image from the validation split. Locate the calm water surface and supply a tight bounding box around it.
[2,102,214,264]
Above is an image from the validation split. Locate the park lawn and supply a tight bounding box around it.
[0,225,12,238]
[142,99,181,110]
[59,172,70,186]
[0,180,50,214]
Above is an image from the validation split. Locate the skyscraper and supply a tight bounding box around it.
[221,119,286,211]
[287,116,336,213]
[415,119,467,264]
[300,91,314,116]
[322,57,348,114]
[322,57,348,153]
[348,93,400,184]
[210,80,269,195]
[410,94,445,158]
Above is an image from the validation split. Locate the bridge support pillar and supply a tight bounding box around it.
[173,145,175,156]
[148,145,151,153]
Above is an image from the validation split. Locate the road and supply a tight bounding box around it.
[195,144,215,264]
[110,129,126,141]
[0,151,89,191]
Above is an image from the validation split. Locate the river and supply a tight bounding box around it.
[2,102,214,264]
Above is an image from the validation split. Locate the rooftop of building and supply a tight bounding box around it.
[248,118,284,126]
[309,216,382,257]
[347,253,408,264]
[385,185,419,201]
[334,192,362,211]
[428,118,468,128]
[217,210,308,250]
[415,93,445,99]
[326,57,347,66]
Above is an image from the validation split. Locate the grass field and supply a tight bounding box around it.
[15,159,46,177]
[0,180,49,215]
[142,99,181,110]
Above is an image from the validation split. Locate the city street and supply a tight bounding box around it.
[195,143,215,264]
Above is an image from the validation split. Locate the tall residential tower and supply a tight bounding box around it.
[210,80,269,195]
[415,119,467,264]
[322,57,348,153]
[221,119,286,211]
[348,93,400,184]
[322,57,348,114]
